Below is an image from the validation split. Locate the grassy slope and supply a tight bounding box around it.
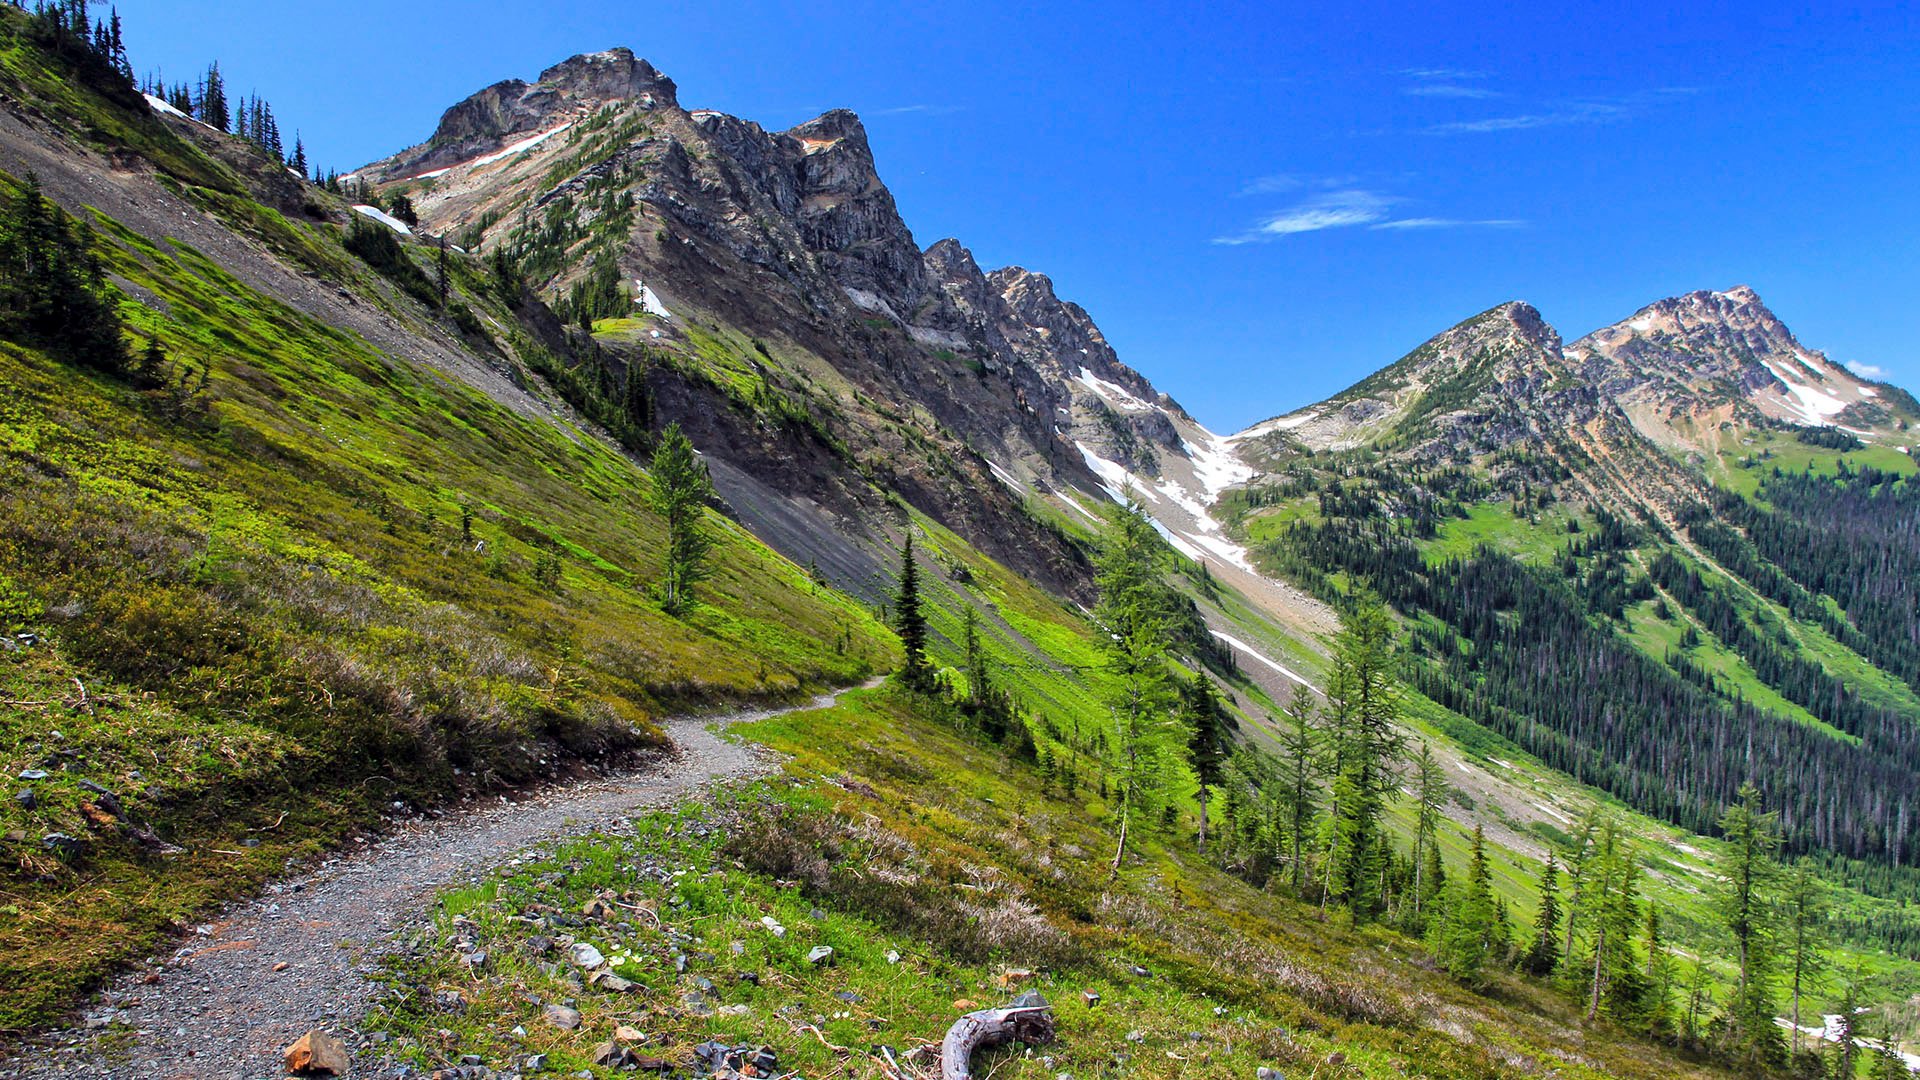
[369,683,1741,1080]
[0,155,895,1026]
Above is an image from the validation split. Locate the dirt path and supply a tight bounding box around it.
[7,684,869,1079]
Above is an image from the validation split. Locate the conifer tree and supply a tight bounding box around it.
[1274,683,1326,892]
[290,135,308,177]
[891,530,932,691]
[1093,500,1179,876]
[1717,782,1786,1069]
[1525,853,1563,976]
[198,62,228,131]
[1435,822,1498,985]
[1182,673,1231,851]
[1319,594,1406,917]
[1410,740,1450,926]
[1781,862,1829,1058]
[646,423,714,615]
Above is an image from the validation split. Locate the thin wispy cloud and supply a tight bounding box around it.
[1400,67,1488,81]
[1405,84,1502,100]
[868,103,964,117]
[1369,217,1525,230]
[1235,173,1358,197]
[1215,188,1524,244]
[1423,88,1697,135]
[1846,360,1890,380]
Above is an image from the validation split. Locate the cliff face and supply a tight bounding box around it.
[352,49,1242,591]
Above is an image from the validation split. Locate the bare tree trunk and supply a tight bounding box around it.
[1587,924,1606,1022]
[940,998,1055,1080]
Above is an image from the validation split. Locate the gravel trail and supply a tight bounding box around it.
[6,685,865,1079]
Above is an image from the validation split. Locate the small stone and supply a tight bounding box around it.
[543,1003,581,1030]
[75,779,122,818]
[885,949,901,965]
[612,1024,645,1043]
[273,961,290,972]
[41,833,82,858]
[18,769,47,781]
[1129,965,1150,978]
[591,1041,627,1067]
[1256,1068,1283,1080]
[1125,1030,1145,1043]
[1081,990,1100,1007]
[283,1029,350,1075]
[809,907,826,920]
[588,971,633,993]
[806,945,834,965]
[1326,1051,1347,1066]
[569,942,605,969]
[13,789,35,811]
[760,916,786,938]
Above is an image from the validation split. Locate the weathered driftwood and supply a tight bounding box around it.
[940,994,1055,1080]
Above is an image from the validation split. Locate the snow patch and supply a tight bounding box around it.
[470,124,573,168]
[1076,442,1141,504]
[1626,314,1658,333]
[634,281,672,319]
[1182,430,1254,498]
[406,167,452,181]
[143,93,190,120]
[1760,357,1846,422]
[1232,411,1318,441]
[1075,367,1155,413]
[1209,630,1312,687]
[351,205,413,236]
[986,460,1025,492]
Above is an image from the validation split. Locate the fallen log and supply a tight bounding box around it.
[940,991,1055,1080]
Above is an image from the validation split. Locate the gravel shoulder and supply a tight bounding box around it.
[5,686,863,1079]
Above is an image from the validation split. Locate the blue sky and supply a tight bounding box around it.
[120,0,1920,432]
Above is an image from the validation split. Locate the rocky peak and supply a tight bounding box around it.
[400,48,677,178]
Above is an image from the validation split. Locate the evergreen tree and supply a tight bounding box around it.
[1831,974,1863,1080]
[0,174,128,372]
[1524,852,1563,976]
[1783,862,1830,1059]
[1434,822,1498,985]
[1717,782,1787,1069]
[1319,594,1406,917]
[198,62,229,131]
[645,423,715,616]
[1582,819,1647,1024]
[1093,500,1180,876]
[1182,673,1232,851]
[388,192,419,228]
[1410,740,1450,928]
[1274,685,1327,893]
[891,530,932,691]
[290,134,309,177]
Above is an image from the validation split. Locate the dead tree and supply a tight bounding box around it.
[939,993,1055,1080]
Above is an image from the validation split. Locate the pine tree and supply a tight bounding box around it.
[891,531,932,691]
[1094,500,1179,876]
[1524,852,1563,976]
[646,423,714,616]
[1410,740,1450,928]
[1435,822,1498,985]
[1274,685,1327,893]
[1717,782,1786,1069]
[198,62,229,132]
[1782,861,1829,1059]
[1582,819,1646,1023]
[1832,974,1862,1080]
[290,134,309,177]
[1319,594,1406,918]
[1182,673,1232,852]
